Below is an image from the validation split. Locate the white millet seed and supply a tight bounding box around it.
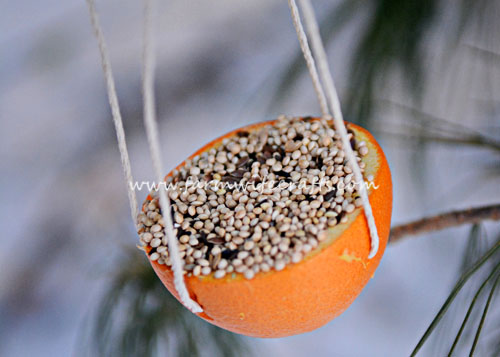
[214,270,226,279]
[244,269,255,280]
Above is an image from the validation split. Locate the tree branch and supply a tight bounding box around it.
[389,204,500,243]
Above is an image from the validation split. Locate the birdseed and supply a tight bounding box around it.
[137,116,370,280]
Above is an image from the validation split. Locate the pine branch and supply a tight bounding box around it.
[390,204,500,243]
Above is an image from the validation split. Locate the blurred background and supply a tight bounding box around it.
[1,0,500,356]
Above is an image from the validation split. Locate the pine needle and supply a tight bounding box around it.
[411,239,500,356]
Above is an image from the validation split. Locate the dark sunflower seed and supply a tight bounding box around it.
[248,176,261,184]
[204,173,213,181]
[350,137,356,150]
[207,237,225,244]
[236,156,249,167]
[211,253,222,269]
[276,170,290,178]
[263,144,274,153]
[231,169,246,178]
[221,249,239,260]
[304,194,314,202]
[324,190,336,202]
[221,175,240,184]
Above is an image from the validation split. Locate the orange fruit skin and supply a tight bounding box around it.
[144,119,392,338]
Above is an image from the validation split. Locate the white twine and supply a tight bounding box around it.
[288,0,380,258]
[86,0,138,225]
[86,0,202,312]
[141,0,202,313]
[287,0,329,118]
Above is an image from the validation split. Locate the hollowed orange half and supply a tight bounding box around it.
[143,118,392,338]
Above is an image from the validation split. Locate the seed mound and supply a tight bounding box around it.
[137,116,369,280]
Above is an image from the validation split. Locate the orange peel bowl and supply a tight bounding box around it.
[143,118,392,338]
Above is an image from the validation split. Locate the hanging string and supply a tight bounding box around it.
[142,0,202,313]
[288,0,380,258]
[287,0,329,118]
[86,0,138,225]
[86,0,201,312]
